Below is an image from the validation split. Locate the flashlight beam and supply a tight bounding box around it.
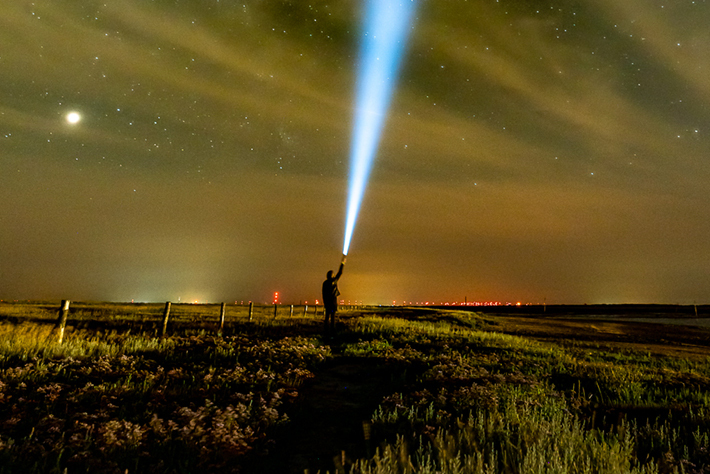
[342,0,418,256]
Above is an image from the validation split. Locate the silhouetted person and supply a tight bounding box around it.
[322,255,346,333]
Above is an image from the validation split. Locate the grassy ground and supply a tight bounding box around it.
[1,302,709,473]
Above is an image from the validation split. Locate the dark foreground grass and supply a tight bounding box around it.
[343,314,710,473]
[0,303,709,473]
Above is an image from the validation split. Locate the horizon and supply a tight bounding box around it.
[2,298,709,308]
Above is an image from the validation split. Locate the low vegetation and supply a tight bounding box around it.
[0,302,709,473]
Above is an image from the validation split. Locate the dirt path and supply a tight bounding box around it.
[493,315,710,359]
[249,353,406,474]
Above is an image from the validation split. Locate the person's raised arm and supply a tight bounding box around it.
[335,255,346,280]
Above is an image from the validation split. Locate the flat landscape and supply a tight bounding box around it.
[1,302,709,473]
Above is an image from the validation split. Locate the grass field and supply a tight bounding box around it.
[1,301,709,473]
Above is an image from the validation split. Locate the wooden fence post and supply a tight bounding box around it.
[161,302,171,337]
[219,302,226,335]
[290,305,294,317]
[363,421,372,458]
[56,300,70,344]
[248,302,254,322]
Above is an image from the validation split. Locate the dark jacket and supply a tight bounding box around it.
[322,263,344,309]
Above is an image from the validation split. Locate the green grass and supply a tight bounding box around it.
[0,303,331,473]
[361,395,660,474]
[2,302,710,473]
[341,312,710,474]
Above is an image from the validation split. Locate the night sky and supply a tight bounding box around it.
[2,0,709,305]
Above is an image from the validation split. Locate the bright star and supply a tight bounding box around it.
[66,112,81,124]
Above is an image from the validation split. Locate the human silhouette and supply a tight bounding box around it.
[322,255,346,333]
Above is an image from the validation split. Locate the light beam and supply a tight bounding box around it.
[342,0,418,256]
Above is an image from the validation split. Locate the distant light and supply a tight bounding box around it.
[66,112,81,124]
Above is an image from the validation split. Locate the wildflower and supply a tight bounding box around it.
[98,419,145,450]
[36,383,64,403]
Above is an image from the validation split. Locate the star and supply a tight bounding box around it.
[66,112,81,124]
